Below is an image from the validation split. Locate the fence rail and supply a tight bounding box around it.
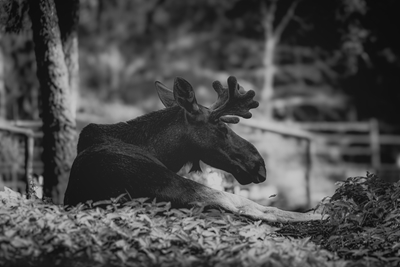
[0,120,35,194]
[239,118,400,206]
[239,119,313,207]
[296,119,400,172]
[2,118,400,203]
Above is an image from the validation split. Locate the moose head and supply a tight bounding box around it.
[154,76,266,185]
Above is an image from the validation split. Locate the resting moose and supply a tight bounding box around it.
[64,76,321,222]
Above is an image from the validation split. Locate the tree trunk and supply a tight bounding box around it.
[0,40,6,119]
[55,0,80,119]
[261,36,277,103]
[29,0,77,204]
[260,0,300,118]
[260,0,278,118]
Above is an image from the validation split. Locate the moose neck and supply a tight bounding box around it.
[120,106,192,172]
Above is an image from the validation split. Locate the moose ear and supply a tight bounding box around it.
[173,77,199,113]
[155,81,177,108]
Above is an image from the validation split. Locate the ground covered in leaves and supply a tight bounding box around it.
[279,173,400,267]
[0,173,399,267]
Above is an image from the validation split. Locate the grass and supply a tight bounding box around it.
[1,173,399,267]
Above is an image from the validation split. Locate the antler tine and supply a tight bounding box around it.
[209,76,259,123]
[209,80,228,110]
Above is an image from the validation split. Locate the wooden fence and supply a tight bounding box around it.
[0,120,35,194]
[238,118,400,206]
[295,119,400,179]
[238,119,314,207]
[2,118,400,204]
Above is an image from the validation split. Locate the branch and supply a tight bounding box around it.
[261,0,277,37]
[274,0,301,41]
[292,15,312,31]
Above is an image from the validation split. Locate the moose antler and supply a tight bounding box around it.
[209,76,259,123]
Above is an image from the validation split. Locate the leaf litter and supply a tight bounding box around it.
[278,173,400,267]
[0,181,365,267]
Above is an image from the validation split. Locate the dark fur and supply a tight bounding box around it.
[63,77,324,223]
[64,77,266,210]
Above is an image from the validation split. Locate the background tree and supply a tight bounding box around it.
[54,0,80,119]
[340,0,400,124]
[0,0,38,120]
[28,0,79,204]
[260,0,301,106]
[0,39,5,119]
[3,0,400,124]
[2,0,400,203]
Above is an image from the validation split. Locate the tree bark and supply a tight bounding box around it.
[29,0,77,204]
[0,40,6,119]
[55,0,80,119]
[260,0,277,105]
[261,37,277,103]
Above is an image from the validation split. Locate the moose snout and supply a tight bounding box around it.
[256,164,267,183]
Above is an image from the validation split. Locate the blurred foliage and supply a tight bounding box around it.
[0,0,30,33]
[0,34,39,120]
[0,0,400,123]
[0,132,24,168]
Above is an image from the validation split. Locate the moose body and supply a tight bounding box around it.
[64,77,321,222]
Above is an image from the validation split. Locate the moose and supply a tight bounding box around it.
[64,76,322,222]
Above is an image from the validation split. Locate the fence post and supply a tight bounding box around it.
[24,134,34,196]
[305,139,312,208]
[370,118,380,171]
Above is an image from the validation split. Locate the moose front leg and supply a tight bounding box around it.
[158,173,323,223]
[206,190,323,222]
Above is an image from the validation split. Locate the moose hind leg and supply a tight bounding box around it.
[66,148,323,222]
[65,147,224,206]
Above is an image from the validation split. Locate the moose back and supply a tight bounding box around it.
[64,76,321,222]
